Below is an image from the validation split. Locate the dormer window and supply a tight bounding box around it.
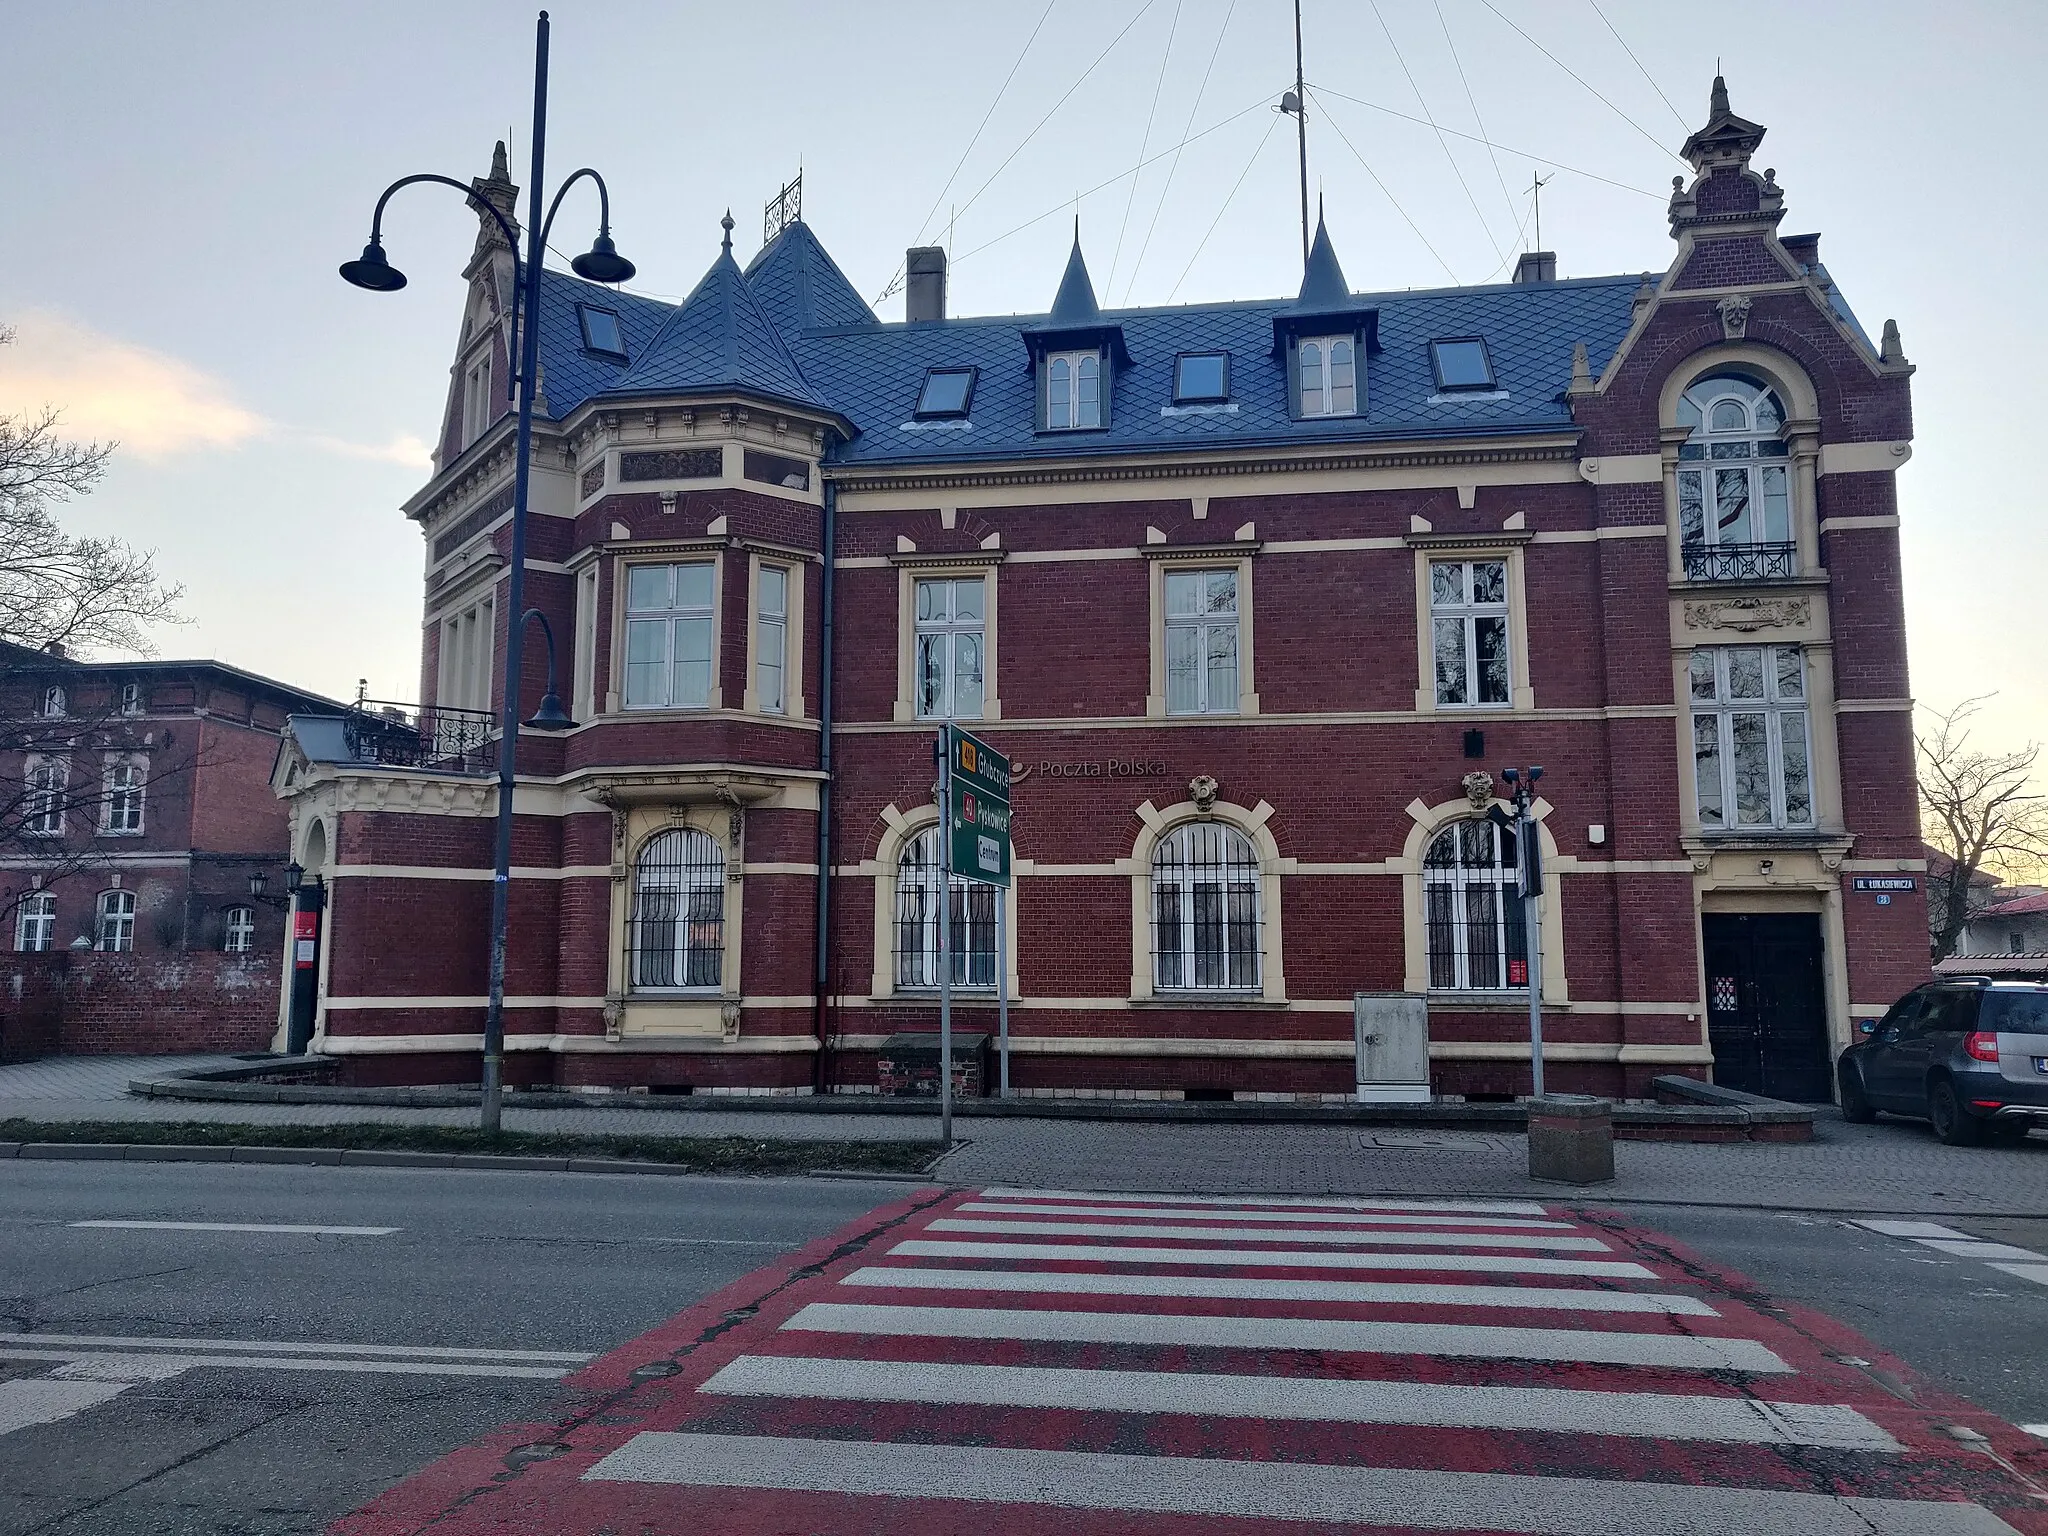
[1430,338,1494,392]
[915,367,977,419]
[578,304,628,360]
[1172,352,1230,405]
[1297,335,1356,418]
[1045,350,1101,431]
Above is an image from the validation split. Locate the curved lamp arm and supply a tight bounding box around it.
[519,608,574,731]
[368,172,524,267]
[537,166,614,253]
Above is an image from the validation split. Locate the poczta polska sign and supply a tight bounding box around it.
[944,724,1011,885]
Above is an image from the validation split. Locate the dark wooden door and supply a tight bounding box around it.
[1702,913,1831,1102]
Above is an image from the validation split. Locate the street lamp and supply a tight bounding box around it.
[340,8,633,1133]
[1491,766,1547,1097]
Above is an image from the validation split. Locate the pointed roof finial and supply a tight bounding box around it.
[1294,210,1351,313]
[1710,75,1730,119]
[1881,318,1907,367]
[1047,226,1101,325]
[1569,342,1596,396]
[489,138,510,182]
[720,209,735,255]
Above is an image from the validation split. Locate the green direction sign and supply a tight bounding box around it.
[945,725,1011,885]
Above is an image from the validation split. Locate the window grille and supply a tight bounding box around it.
[1424,819,1528,991]
[1690,645,1813,830]
[1298,335,1357,417]
[893,825,997,990]
[1164,569,1240,716]
[624,563,717,710]
[1430,559,1511,708]
[628,829,724,990]
[15,892,55,953]
[223,906,255,953]
[96,889,136,953]
[1152,822,1261,991]
[1676,373,1795,580]
[914,577,985,720]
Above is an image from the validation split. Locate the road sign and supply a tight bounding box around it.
[945,725,1011,886]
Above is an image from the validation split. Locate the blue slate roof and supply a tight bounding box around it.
[524,221,1865,468]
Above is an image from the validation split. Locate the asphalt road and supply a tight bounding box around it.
[0,1161,903,1534]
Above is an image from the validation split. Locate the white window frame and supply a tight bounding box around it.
[436,595,496,715]
[913,575,987,721]
[1150,822,1262,993]
[892,824,998,991]
[1163,568,1241,717]
[461,352,494,447]
[101,755,146,835]
[754,563,788,716]
[15,891,56,953]
[622,561,718,712]
[1422,819,1526,992]
[119,681,143,715]
[1297,334,1357,418]
[1429,559,1512,709]
[571,565,599,721]
[23,757,65,838]
[222,905,255,953]
[1045,349,1102,431]
[627,828,726,993]
[96,889,135,952]
[1689,644,1815,832]
[1675,374,1793,556]
[40,685,65,719]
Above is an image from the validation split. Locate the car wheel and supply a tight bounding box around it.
[1928,1078,1983,1147]
[1837,1062,1877,1123]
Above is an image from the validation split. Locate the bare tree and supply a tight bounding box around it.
[0,324,183,656]
[1919,697,2048,962]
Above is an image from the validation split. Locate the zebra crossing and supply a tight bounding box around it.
[336,1185,2048,1535]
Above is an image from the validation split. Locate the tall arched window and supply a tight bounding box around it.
[894,825,997,989]
[630,829,725,991]
[1152,822,1261,991]
[1676,373,1792,579]
[1423,819,1526,991]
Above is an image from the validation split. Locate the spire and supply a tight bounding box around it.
[1678,72,1767,174]
[489,138,509,182]
[1295,208,1351,312]
[1669,73,1781,238]
[466,138,520,269]
[1709,74,1730,119]
[1047,223,1101,325]
[720,209,735,255]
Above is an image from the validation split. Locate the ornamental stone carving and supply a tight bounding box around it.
[1461,770,1495,810]
[1188,775,1220,813]
[1682,596,1811,632]
[721,1000,743,1041]
[1717,293,1752,341]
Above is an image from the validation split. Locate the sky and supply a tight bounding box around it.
[1,0,2042,770]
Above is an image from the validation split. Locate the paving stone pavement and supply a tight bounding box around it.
[1,1057,2045,1214]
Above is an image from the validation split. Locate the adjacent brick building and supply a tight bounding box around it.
[276,80,1928,1102]
[1,642,344,1059]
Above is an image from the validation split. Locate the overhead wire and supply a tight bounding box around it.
[1368,0,1503,264]
[1123,0,1236,306]
[1475,0,1688,166]
[1107,0,1183,301]
[1167,111,1282,302]
[1587,0,1690,132]
[914,0,1058,247]
[1306,86,1459,284]
[1434,0,1519,235]
[1307,83,1662,199]
[1475,181,1543,284]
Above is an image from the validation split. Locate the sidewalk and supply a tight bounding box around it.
[3,1056,2045,1215]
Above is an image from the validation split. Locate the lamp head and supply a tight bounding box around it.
[1501,767,1519,784]
[339,237,408,292]
[283,861,305,895]
[526,691,575,732]
[248,871,268,901]
[571,232,636,284]
[1528,766,1545,782]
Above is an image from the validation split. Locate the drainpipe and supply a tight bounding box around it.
[811,477,838,1092]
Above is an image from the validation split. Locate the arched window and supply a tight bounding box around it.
[1045,350,1102,430]
[1423,820,1527,991]
[1676,373,1792,578]
[1152,822,1261,991]
[96,889,136,953]
[14,892,56,953]
[41,685,65,719]
[1297,335,1356,418]
[222,906,255,953]
[894,825,997,989]
[629,829,725,991]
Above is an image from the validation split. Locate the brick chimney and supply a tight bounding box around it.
[1513,251,1557,285]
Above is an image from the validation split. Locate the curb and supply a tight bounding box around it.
[0,1140,942,1179]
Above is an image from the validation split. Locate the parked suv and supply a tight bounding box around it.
[1837,979,2048,1145]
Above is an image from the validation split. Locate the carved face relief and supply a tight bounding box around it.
[1188,775,1220,813]
[1462,771,1496,810]
[1717,294,1752,342]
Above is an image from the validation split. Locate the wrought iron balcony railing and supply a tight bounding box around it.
[1681,540,1798,583]
[342,699,496,775]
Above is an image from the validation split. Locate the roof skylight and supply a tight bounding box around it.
[578,305,628,360]
[1430,338,1494,392]
[1173,352,1230,404]
[915,366,977,419]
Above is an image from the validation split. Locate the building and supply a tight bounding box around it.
[0,642,345,1059]
[1954,890,2048,960]
[275,79,1929,1103]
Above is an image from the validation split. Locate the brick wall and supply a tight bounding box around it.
[1,951,278,1058]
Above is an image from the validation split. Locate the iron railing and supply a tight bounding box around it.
[342,700,496,775]
[1682,541,1798,583]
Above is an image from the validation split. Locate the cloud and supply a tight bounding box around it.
[0,310,427,468]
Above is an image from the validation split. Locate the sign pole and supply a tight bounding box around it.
[997,884,1010,1097]
[1525,868,1545,1100]
[938,729,953,1149]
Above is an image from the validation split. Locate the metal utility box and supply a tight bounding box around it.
[1353,992,1431,1103]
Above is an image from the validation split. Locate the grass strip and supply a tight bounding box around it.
[0,1118,940,1177]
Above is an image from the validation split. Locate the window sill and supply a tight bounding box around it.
[1134,994,1285,1009]
[1428,992,1567,1011]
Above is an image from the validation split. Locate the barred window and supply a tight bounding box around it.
[96,889,136,953]
[1424,819,1527,991]
[1690,645,1812,830]
[222,906,255,953]
[1152,823,1261,992]
[894,825,997,990]
[629,829,725,990]
[15,892,56,953]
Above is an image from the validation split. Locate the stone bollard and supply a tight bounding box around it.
[1527,1093,1615,1184]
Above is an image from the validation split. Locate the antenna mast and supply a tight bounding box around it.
[1531,171,1552,253]
[1292,0,1310,265]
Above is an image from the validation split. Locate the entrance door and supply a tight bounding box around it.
[1701,913,1830,1102]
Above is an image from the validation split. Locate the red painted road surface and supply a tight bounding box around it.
[333,1187,2048,1534]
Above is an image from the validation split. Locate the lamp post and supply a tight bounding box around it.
[340,9,631,1133]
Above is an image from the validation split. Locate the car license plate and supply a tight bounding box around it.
[2036,1057,2048,1074]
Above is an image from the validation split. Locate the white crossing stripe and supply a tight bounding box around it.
[0,1347,572,1380]
[0,1379,130,1437]
[962,1202,1577,1230]
[584,1433,2019,1535]
[1988,1262,2048,1286]
[841,1265,1720,1316]
[892,1238,1658,1278]
[1914,1240,2048,1262]
[929,1218,1610,1251]
[68,1221,400,1236]
[1851,1220,1970,1240]
[0,1332,591,1364]
[2022,1424,2048,1440]
[982,1188,1550,1215]
[783,1302,1791,1373]
[702,1355,1897,1450]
